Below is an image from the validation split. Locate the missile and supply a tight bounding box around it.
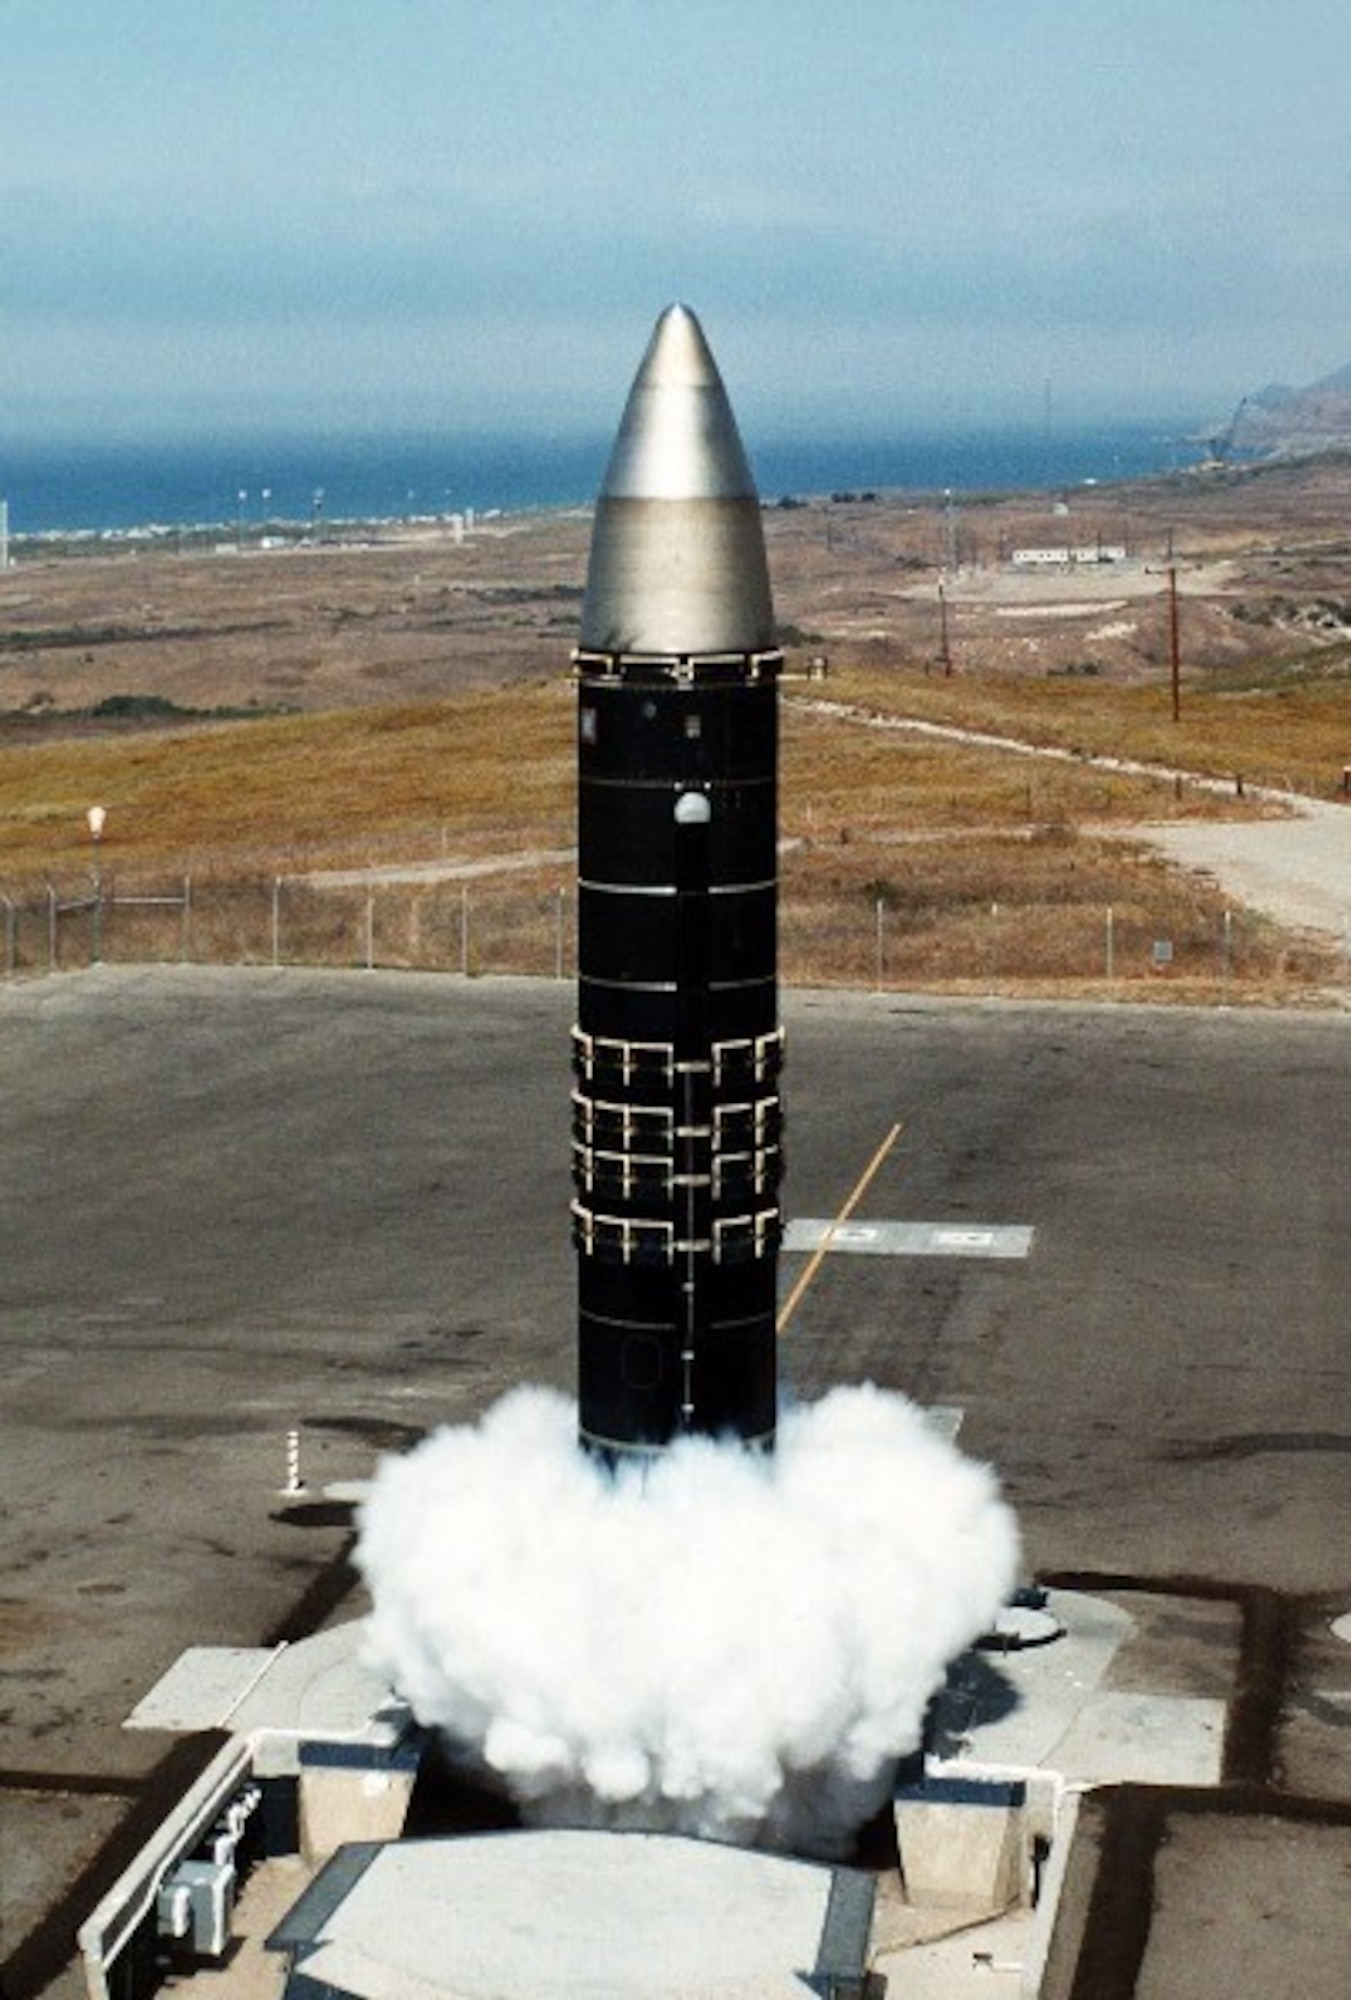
[571,304,783,1463]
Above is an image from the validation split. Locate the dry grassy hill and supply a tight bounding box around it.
[1,462,1348,1000]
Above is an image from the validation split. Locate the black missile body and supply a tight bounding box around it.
[572,305,783,1462]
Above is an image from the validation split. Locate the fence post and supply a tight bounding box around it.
[271,877,282,968]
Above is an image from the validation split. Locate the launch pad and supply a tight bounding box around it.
[3,970,1350,2000]
[80,1572,1232,2000]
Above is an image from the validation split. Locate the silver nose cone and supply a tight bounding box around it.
[579,304,776,656]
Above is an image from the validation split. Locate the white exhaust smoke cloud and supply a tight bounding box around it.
[357,1381,1019,1857]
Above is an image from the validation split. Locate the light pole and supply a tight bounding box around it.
[87,805,108,962]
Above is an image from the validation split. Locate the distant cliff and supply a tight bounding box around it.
[1222,364,1351,459]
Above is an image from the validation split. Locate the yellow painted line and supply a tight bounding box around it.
[776,1120,904,1335]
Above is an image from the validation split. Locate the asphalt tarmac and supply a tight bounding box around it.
[2,967,1349,1994]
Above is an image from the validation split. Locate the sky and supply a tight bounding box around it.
[4,0,1351,442]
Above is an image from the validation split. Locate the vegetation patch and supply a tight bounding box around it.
[833,661,1351,799]
[0,635,1344,1001]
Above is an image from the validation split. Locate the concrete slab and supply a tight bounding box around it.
[128,1648,279,1732]
[270,1832,873,2000]
[873,1908,1030,2000]
[127,1624,406,1763]
[934,1591,1135,1768]
[1049,1690,1225,1788]
[932,1590,1225,1789]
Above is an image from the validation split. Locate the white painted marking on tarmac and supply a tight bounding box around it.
[783,1220,1033,1260]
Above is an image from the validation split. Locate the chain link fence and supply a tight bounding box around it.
[2,870,1342,998]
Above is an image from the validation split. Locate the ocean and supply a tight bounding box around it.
[0,421,1199,541]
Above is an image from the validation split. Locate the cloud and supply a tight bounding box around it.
[3,161,1347,436]
[1,168,1319,348]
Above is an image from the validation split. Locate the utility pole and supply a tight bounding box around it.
[937,581,953,677]
[943,488,958,573]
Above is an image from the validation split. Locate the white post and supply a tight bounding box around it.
[280,1428,306,1498]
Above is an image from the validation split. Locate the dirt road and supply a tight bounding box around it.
[800,697,1351,946]
[1140,800,1351,942]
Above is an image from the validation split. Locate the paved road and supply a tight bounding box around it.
[1,968,1349,1989]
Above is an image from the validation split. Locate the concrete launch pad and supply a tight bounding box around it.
[2,967,1350,2000]
[80,1573,1232,2000]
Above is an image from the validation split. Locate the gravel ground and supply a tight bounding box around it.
[1140,799,1351,943]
